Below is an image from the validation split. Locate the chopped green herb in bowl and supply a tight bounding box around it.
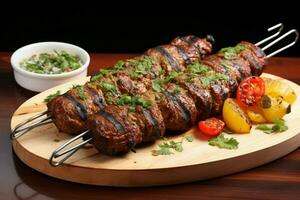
[20,50,82,74]
[11,42,90,92]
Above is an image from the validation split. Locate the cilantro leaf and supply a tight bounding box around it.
[208,134,239,150]
[44,90,61,103]
[152,148,172,156]
[128,56,154,78]
[116,95,152,109]
[186,61,210,74]
[165,71,183,81]
[152,79,165,92]
[72,85,87,100]
[185,135,193,142]
[219,44,246,60]
[113,60,125,70]
[91,69,113,81]
[151,136,193,156]
[256,124,273,134]
[101,81,117,94]
[255,119,288,134]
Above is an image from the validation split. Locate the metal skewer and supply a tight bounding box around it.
[255,23,284,46]
[262,29,299,58]
[11,111,52,139]
[49,130,92,167]
[255,23,298,57]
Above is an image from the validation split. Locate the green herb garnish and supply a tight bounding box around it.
[200,73,229,86]
[208,134,239,150]
[136,97,152,108]
[173,85,181,93]
[20,50,82,74]
[117,95,152,108]
[113,60,125,70]
[152,135,193,156]
[185,61,228,84]
[152,79,165,92]
[152,141,183,156]
[101,81,117,94]
[91,69,113,81]
[212,73,229,81]
[219,44,246,60]
[256,119,288,134]
[152,142,173,155]
[151,72,182,92]
[165,71,183,81]
[91,60,125,81]
[185,135,194,142]
[200,77,211,86]
[186,61,210,75]
[106,96,115,104]
[44,90,61,103]
[128,106,136,112]
[72,85,87,100]
[128,56,154,78]
[155,94,161,100]
[186,74,198,83]
[159,69,166,75]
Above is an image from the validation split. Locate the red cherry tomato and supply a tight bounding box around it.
[236,76,265,107]
[198,117,225,136]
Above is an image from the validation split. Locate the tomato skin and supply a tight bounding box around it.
[237,76,265,107]
[198,117,225,136]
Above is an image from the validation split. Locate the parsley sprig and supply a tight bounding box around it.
[117,95,152,109]
[152,71,183,92]
[152,135,193,156]
[44,90,61,103]
[219,44,246,60]
[208,134,239,150]
[101,81,117,94]
[91,60,125,81]
[255,119,288,134]
[128,56,154,78]
[72,85,87,100]
[200,73,229,86]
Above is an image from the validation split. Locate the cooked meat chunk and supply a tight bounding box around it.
[87,106,142,155]
[46,38,268,157]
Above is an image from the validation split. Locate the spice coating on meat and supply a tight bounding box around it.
[47,38,268,156]
[48,85,105,134]
[49,36,213,135]
[87,106,142,155]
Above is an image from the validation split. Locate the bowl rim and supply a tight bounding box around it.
[10,41,90,80]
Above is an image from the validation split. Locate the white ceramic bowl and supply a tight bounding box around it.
[11,42,90,92]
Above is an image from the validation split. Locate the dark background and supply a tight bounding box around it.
[1,4,299,56]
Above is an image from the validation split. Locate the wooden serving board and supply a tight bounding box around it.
[11,73,300,187]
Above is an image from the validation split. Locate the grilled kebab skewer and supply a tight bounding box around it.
[51,41,266,156]
[47,35,214,134]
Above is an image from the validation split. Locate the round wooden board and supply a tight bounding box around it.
[11,73,300,187]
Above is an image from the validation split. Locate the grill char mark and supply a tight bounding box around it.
[142,108,161,138]
[63,93,88,121]
[155,46,180,71]
[164,91,191,125]
[96,110,125,133]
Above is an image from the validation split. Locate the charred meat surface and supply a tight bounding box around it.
[87,106,142,155]
[48,36,214,135]
[46,38,268,156]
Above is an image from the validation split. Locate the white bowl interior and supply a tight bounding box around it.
[11,42,89,72]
